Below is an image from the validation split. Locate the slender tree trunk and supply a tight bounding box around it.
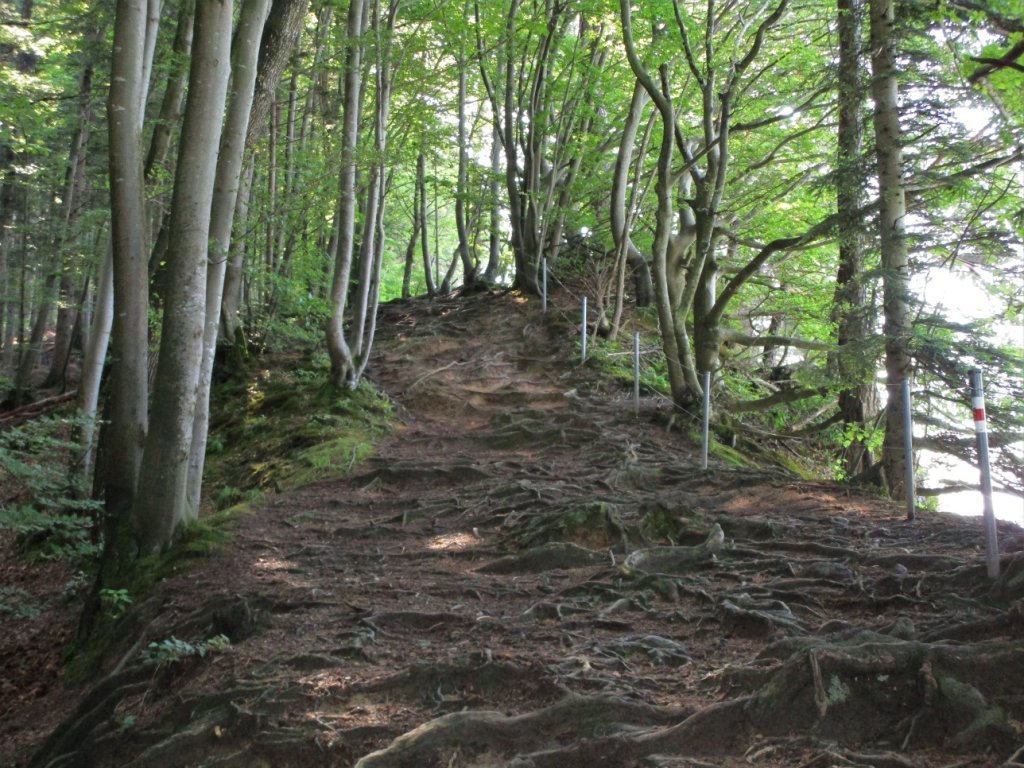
[11,269,57,400]
[45,60,96,391]
[454,35,476,289]
[186,0,270,517]
[483,119,502,283]
[610,80,654,331]
[833,0,879,477]
[80,243,113,483]
[105,0,153,520]
[144,0,195,180]
[401,205,418,298]
[325,0,367,387]
[619,1,688,406]
[220,158,253,337]
[134,0,233,553]
[417,151,436,296]
[869,0,913,499]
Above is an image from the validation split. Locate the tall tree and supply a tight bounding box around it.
[186,0,271,516]
[133,0,234,553]
[869,0,913,499]
[832,0,878,478]
[105,0,156,520]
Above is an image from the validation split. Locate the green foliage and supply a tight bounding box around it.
[0,414,102,562]
[831,422,884,481]
[0,586,41,619]
[587,334,670,397]
[98,588,132,618]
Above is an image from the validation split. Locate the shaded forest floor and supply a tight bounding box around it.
[5,290,1024,767]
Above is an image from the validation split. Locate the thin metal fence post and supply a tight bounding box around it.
[581,296,587,363]
[969,369,1000,579]
[902,379,916,521]
[633,332,640,417]
[541,258,547,313]
[701,371,711,470]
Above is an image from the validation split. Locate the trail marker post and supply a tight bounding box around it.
[541,258,548,313]
[903,379,916,521]
[701,371,711,470]
[581,297,588,363]
[969,369,1000,579]
[633,332,640,417]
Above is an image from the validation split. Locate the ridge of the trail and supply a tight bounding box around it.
[22,291,1024,768]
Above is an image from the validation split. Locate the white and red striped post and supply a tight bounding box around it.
[969,369,1000,579]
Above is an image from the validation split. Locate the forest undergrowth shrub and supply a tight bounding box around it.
[0,413,101,562]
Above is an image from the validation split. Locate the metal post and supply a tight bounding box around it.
[902,379,916,521]
[969,369,1000,579]
[701,371,711,470]
[581,296,587,363]
[633,332,640,417]
[541,258,548,313]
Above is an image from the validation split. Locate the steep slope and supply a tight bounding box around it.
[17,290,1024,767]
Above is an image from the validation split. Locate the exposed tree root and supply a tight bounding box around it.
[353,693,687,768]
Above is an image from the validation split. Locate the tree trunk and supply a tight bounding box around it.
[105,0,154,521]
[186,0,270,518]
[610,80,654,329]
[833,0,879,478]
[133,0,233,553]
[417,152,436,296]
[79,244,113,483]
[454,37,476,289]
[220,158,254,337]
[483,119,502,283]
[869,0,913,500]
[11,268,57,400]
[44,59,96,391]
[245,0,309,149]
[325,0,367,387]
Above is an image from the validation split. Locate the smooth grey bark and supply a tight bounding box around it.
[143,0,195,179]
[325,0,367,387]
[483,118,502,283]
[618,0,692,407]
[80,242,112,483]
[610,79,655,335]
[869,0,913,499]
[105,0,154,517]
[326,0,398,388]
[134,0,233,553]
[417,152,436,295]
[454,37,476,289]
[220,158,253,337]
[186,0,271,517]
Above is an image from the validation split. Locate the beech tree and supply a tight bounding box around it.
[132,0,234,553]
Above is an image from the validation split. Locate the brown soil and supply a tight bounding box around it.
[3,290,1024,768]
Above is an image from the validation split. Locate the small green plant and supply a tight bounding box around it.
[99,588,133,618]
[144,634,231,667]
[0,586,41,619]
[214,485,242,510]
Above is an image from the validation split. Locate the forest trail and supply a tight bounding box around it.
[16,291,1024,767]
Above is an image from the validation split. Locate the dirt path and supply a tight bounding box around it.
[16,291,1024,767]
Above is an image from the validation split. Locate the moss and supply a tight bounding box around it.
[204,363,393,509]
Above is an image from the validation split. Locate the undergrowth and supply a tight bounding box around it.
[0,413,101,563]
[203,348,393,506]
